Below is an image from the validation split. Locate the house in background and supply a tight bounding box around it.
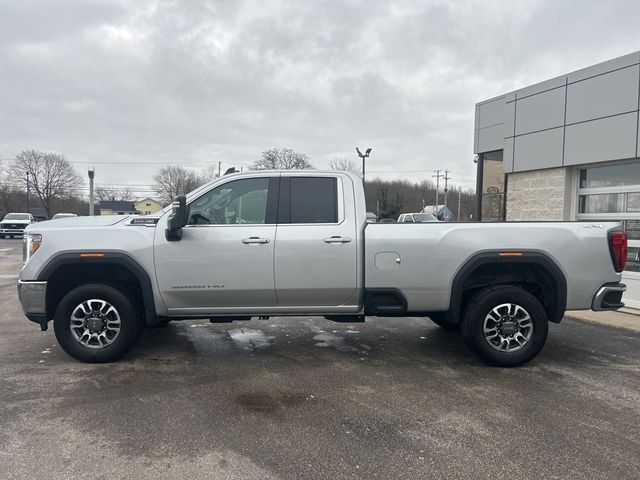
[99,201,138,216]
[134,198,163,215]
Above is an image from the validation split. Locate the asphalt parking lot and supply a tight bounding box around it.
[1,238,639,480]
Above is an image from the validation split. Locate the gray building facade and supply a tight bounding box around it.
[474,51,640,309]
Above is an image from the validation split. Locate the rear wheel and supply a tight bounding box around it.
[54,283,143,363]
[461,286,548,367]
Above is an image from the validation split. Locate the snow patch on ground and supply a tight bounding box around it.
[228,329,275,350]
[313,333,358,353]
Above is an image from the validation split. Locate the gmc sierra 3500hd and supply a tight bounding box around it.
[18,171,628,366]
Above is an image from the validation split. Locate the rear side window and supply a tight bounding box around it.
[288,177,338,223]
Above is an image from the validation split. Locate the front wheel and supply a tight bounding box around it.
[54,284,143,363]
[461,286,548,367]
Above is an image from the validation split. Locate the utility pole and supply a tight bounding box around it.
[218,161,222,178]
[432,170,444,212]
[26,171,30,214]
[443,170,451,208]
[88,168,95,216]
[355,147,372,184]
[457,189,462,221]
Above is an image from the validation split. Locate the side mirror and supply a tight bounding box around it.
[165,195,187,241]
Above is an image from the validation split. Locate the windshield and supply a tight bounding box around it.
[4,214,29,221]
[413,213,437,222]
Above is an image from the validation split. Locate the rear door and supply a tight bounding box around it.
[274,174,359,308]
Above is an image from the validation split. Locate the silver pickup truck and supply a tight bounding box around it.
[18,171,628,366]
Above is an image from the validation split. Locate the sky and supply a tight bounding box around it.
[1,0,640,197]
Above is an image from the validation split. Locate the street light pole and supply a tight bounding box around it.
[355,147,372,184]
[88,168,95,216]
[26,171,30,214]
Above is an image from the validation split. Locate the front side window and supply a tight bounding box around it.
[187,178,270,225]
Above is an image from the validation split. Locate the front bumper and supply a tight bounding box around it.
[0,228,25,235]
[17,280,48,330]
[592,283,626,311]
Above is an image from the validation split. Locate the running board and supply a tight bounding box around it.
[324,315,365,323]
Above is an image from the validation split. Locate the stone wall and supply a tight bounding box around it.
[506,167,572,221]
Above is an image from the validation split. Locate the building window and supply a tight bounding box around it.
[577,160,640,272]
[579,163,640,188]
[480,150,506,221]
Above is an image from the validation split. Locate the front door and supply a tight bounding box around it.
[154,176,279,315]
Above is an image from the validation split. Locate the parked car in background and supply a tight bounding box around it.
[398,212,440,223]
[0,213,35,238]
[52,213,78,220]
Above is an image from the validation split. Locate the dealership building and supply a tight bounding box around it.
[473,51,640,309]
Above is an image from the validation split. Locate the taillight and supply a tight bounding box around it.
[609,231,627,273]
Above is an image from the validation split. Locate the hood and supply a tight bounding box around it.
[26,215,130,232]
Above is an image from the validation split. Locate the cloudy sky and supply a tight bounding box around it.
[1,0,640,195]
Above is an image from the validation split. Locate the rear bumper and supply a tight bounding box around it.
[17,280,48,329]
[592,283,626,311]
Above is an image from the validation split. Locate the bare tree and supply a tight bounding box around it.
[153,166,203,205]
[95,186,133,202]
[251,148,313,170]
[10,149,82,218]
[198,165,219,184]
[329,157,360,173]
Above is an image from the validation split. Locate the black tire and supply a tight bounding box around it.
[461,286,548,367]
[0,234,4,239]
[54,283,143,363]
[429,313,459,331]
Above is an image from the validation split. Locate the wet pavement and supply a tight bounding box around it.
[1,240,639,479]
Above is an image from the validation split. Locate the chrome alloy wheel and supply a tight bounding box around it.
[69,299,121,349]
[483,303,533,353]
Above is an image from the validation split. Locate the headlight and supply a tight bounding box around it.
[23,233,42,263]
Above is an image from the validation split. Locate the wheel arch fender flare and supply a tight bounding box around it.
[447,251,568,324]
[37,252,158,326]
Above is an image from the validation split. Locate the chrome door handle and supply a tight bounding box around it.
[242,237,270,244]
[323,236,352,244]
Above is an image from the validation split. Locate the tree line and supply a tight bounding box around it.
[1,148,476,221]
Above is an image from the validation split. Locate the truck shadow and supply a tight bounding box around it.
[130,317,640,370]
[131,317,476,366]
